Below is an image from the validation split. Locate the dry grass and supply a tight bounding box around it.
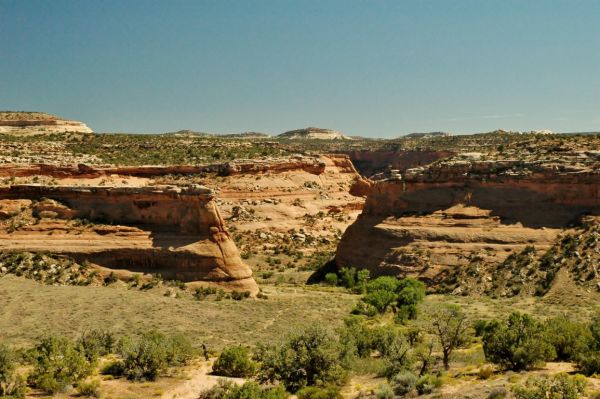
[0,275,357,349]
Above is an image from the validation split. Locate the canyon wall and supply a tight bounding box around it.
[335,161,600,282]
[0,185,257,292]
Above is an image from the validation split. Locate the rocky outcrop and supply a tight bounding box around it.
[0,155,328,178]
[0,112,93,134]
[335,160,600,285]
[0,184,257,293]
[343,150,454,178]
[278,127,352,140]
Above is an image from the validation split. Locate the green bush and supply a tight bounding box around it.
[375,383,394,399]
[545,315,591,361]
[483,312,555,371]
[415,374,442,395]
[77,378,101,397]
[117,331,193,381]
[77,329,115,362]
[577,314,600,375]
[338,267,357,289]
[27,335,93,394]
[395,278,425,322]
[230,290,251,300]
[390,370,417,396]
[199,380,287,399]
[0,344,26,398]
[257,326,347,393]
[324,273,339,286]
[362,289,397,314]
[212,346,257,377]
[512,373,586,399]
[194,286,217,300]
[297,385,342,399]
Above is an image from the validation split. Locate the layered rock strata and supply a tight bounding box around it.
[335,160,600,282]
[0,112,93,134]
[0,184,257,292]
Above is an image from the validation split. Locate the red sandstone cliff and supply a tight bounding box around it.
[335,161,600,284]
[0,185,257,293]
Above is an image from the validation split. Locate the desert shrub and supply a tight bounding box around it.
[482,312,555,371]
[212,346,257,377]
[297,385,342,399]
[194,286,217,300]
[375,383,394,399]
[77,378,101,397]
[473,319,490,337]
[103,272,118,285]
[77,329,115,362]
[324,273,339,286]
[230,290,251,300]
[350,301,378,317]
[488,387,508,399]
[199,380,287,399]
[478,365,494,379]
[512,373,586,399]
[577,314,600,375]
[257,326,347,393]
[0,344,26,398]
[355,269,370,294]
[27,335,93,394]
[338,267,357,289]
[390,370,417,396]
[382,336,413,378]
[117,331,193,381]
[545,315,591,361]
[339,317,410,365]
[415,374,442,395]
[578,352,600,376]
[100,359,124,376]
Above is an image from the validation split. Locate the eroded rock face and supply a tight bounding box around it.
[0,112,93,134]
[335,161,600,283]
[0,184,257,293]
[278,127,352,140]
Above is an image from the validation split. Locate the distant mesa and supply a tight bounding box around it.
[486,129,555,135]
[0,111,93,135]
[278,127,352,140]
[403,132,450,139]
[164,129,271,138]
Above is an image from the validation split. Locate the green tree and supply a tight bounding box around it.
[577,314,600,375]
[27,335,93,394]
[427,304,470,370]
[363,289,397,314]
[117,331,193,381]
[257,326,346,393]
[483,312,555,371]
[212,346,257,377]
[545,315,591,361]
[395,278,426,322]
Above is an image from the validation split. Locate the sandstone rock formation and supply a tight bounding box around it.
[278,127,351,140]
[0,184,257,293]
[335,160,600,287]
[0,112,93,134]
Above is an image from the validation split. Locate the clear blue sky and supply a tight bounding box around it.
[1,0,600,137]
